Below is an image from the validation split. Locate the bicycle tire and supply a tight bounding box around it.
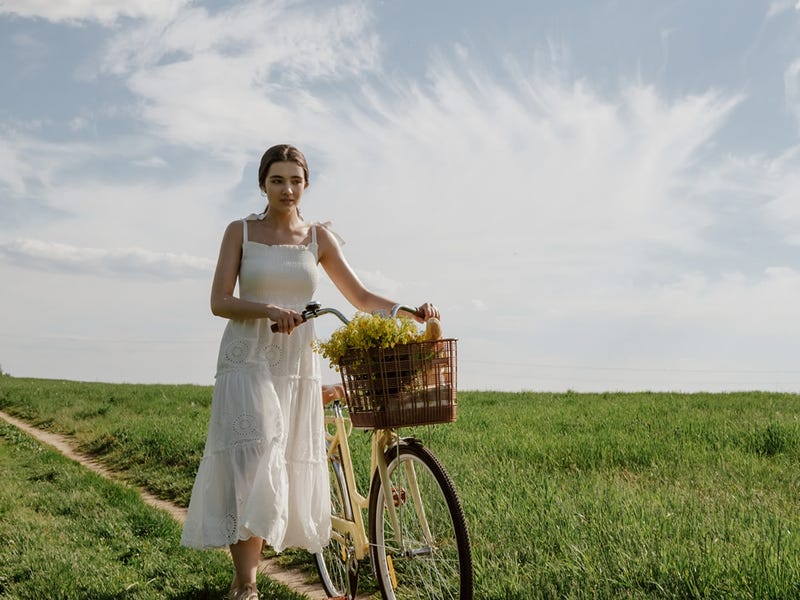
[315,445,358,599]
[368,440,473,600]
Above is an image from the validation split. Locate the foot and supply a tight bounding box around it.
[235,582,258,600]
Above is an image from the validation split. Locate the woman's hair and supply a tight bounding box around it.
[258,144,309,191]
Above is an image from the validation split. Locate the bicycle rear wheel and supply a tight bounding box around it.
[368,440,473,600]
[315,445,358,599]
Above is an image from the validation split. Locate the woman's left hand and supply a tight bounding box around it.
[416,302,440,322]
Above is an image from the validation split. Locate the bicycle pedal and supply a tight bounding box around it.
[391,487,407,507]
[387,554,398,589]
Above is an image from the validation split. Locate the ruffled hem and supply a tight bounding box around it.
[180,441,330,552]
[181,348,330,552]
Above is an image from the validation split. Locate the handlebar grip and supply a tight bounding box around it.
[271,313,309,333]
[390,303,425,319]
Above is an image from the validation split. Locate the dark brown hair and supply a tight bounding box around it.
[257,144,309,191]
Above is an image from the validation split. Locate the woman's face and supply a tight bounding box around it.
[262,161,307,215]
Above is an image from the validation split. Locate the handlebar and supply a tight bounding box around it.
[270,301,424,332]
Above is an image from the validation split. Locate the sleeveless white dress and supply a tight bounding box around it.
[181,214,331,553]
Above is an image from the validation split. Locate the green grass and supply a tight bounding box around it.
[0,378,210,506]
[2,376,800,598]
[439,390,800,599]
[0,419,305,600]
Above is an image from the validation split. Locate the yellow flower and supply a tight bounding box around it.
[313,312,424,369]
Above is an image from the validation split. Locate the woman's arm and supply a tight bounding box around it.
[317,225,439,322]
[209,221,303,332]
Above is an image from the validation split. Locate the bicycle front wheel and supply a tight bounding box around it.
[315,445,357,599]
[368,440,473,600]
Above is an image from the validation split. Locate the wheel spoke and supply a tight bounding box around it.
[315,453,355,598]
[369,443,472,600]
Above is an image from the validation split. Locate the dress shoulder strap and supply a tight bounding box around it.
[241,218,249,244]
[310,224,319,263]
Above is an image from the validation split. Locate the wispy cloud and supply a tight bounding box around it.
[784,58,800,133]
[93,1,379,159]
[0,238,215,280]
[0,136,39,197]
[0,0,189,25]
[697,145,800,247]
[766,0,799,19]
[310,55,742,289]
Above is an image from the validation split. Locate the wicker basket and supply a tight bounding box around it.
[338,338,458,429]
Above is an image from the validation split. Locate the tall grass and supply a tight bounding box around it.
[428,390,800,599]
[2,377,799,598]
[0,378,210,505]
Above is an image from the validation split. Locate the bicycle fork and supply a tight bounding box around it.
[373,429,404,552]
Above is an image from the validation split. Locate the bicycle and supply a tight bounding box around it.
[284,302,473,599]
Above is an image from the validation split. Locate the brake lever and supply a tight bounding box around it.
[270,301,322,333]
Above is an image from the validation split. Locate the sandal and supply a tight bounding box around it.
[234,582,258,600]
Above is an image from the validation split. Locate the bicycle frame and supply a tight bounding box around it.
[325,400,410,561]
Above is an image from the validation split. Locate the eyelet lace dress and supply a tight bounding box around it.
[181,214,332,553]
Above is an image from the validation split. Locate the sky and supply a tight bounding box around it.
[1,0,799,392]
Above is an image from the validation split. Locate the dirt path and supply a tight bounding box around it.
[0,409,336,600]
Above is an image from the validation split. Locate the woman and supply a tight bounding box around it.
[180,144,439,600]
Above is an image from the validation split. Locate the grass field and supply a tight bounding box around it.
[0,417,304,600]
[1,375,800,598]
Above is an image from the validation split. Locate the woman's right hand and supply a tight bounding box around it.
[266,305,304,334]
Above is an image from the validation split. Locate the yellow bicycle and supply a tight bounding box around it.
[300,303,473,600]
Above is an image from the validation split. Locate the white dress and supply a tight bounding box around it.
[181,214,331,553]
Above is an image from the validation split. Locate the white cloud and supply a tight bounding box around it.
[767,1,793,18]
[696,144,800,246]
[0,136,38,196]
[0,127,239,249]
[0,238,214,280]
[0,0,188,25]
[94,1,379,157]
[133,156,168,168]
[308,56,741,296]
[0,127,133,202]
[767,0,800,17]
[68,116,90,132]
[784,58,800,132]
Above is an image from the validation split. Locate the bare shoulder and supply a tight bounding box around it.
[222,219,245,243]
[315,222,345,246]
[214,220,245,262]
[314,222,345,264]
